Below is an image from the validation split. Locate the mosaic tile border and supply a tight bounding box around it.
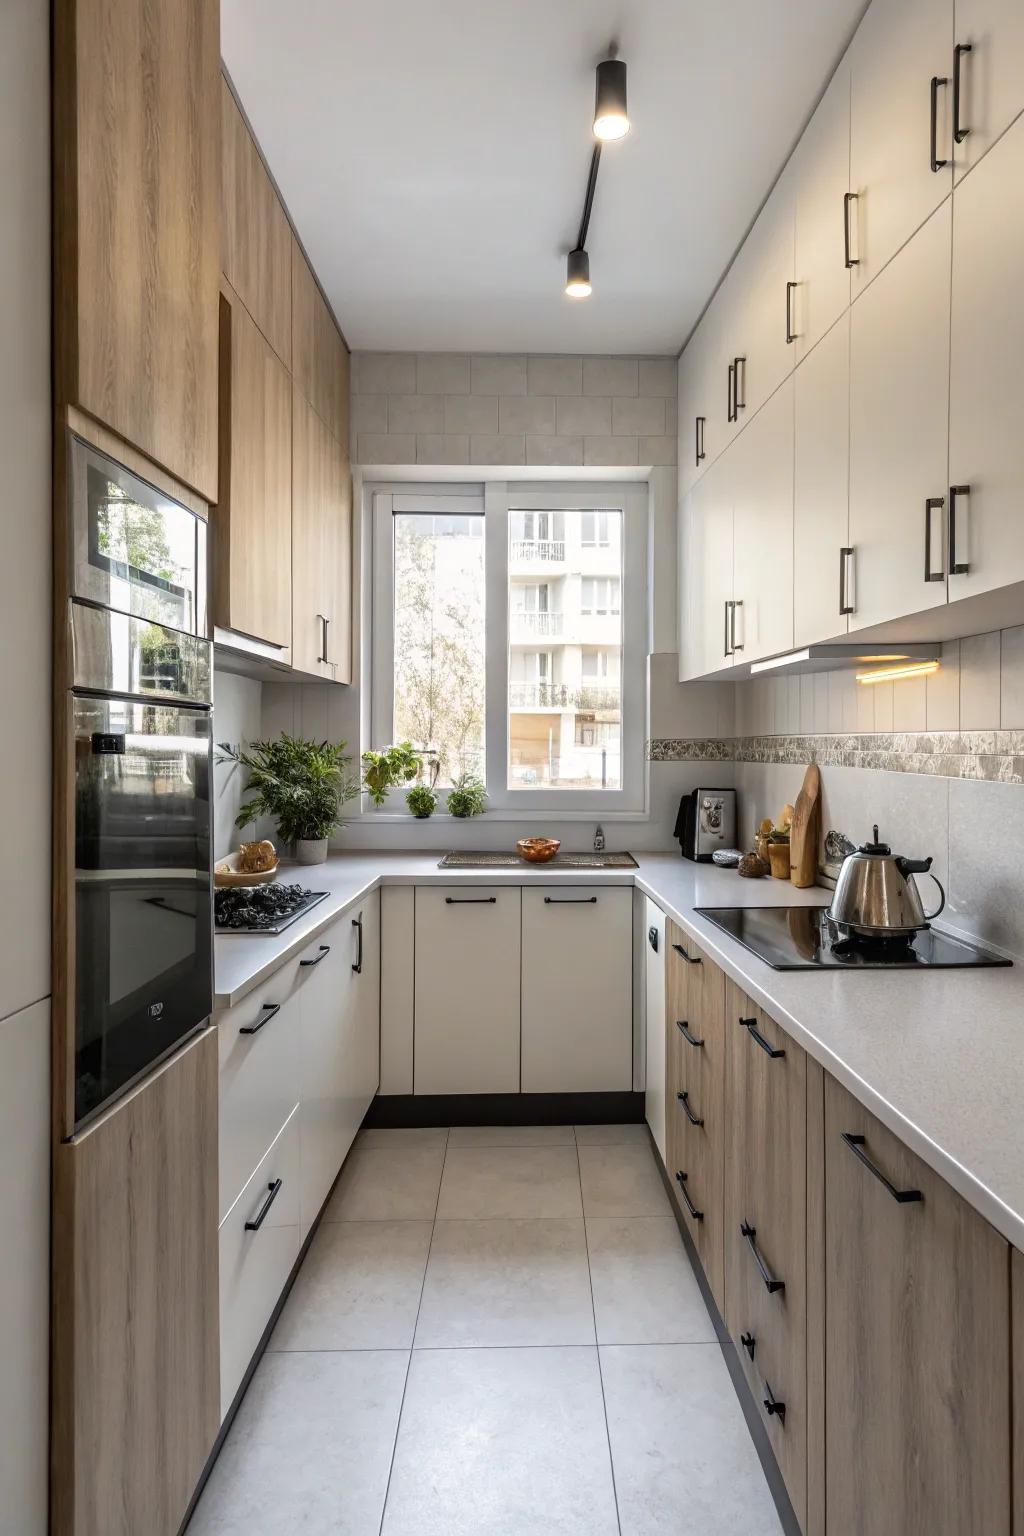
[647,732,1024,784]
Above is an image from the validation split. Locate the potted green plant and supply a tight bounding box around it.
[222,734,361,864]
[446,772,487,819]
[361,742,421,807]
[406,784,438,819]
[767,825,792,880]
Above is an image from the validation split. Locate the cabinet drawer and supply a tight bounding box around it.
[217,958,302,1222]
[219,1107,300,1420]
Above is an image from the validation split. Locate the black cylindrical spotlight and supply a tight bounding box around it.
[565,247,592,298]
[594,58,629,141]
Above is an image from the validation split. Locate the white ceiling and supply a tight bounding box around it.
[222,0,867,356]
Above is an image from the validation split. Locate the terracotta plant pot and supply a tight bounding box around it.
[768,841,791,880]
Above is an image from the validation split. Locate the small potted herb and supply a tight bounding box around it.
[406,784,438,819]
[446,773,487,819]
[767,825,792,880]
[361,743,421,807]
[223,734,361,864]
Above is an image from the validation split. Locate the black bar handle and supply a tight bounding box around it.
[930,75,949,172]
[675,1171,704,1222]
[672,942,702,966]
[317,613,330,665]
[843,191,859,268]
[445,896,497,904]
[352,913,363,974]
[648,925,659,953]
[740,1331,756,1361]
[695,415,706,466]
[948,484,970,575]
[300,944,331,968]
[727,361,736,423]
[924,496,945,582]
[763,1383,787,1425]
[676,1019,704,1049]
[544,896,598,904]
[839,546,854,616]
[740,1220,785,1295]
[731,598,743,653]
[734,356,746,412]
[739,1017,785,1059]
[841,1132,923,1203]
[239,1002,282,1036]
[724,599,733,658]
[677,1091,704,1128]
[785,281,797,345]
[245,1178,283,1232]
[953,43,972,144]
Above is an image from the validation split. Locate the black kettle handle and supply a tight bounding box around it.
[895,854,932,877]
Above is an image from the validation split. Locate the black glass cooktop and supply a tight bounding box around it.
[694,906,1012,970]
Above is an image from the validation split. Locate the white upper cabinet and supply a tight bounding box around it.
[727,167,796,426]
[794,312,851,647]
[849,201,952,632]
[948,111,1024,601]
[792,61,852,361]
[951,0,1024,181]
[679,453,735,682]
[849,0,953,294]
[732,378,795,665]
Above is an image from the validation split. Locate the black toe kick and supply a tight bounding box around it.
[362,1090,645,1129]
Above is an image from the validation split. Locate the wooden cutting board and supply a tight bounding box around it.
[789,763,821,888]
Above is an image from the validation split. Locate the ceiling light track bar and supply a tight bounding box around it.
[576,143,602,252]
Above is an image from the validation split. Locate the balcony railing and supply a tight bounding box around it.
[510,538,565,563]
[509,611,564,638]
[509,681,621,711]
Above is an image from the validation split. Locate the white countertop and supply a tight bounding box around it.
[215,850,1024,1253]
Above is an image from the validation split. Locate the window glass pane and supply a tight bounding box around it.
[393,513,485,787]
[507,508,622,790]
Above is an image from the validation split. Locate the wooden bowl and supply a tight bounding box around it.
[214,852,281,888]
[516,837,561,864]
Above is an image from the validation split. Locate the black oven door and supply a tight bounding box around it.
[73,694,213,1128]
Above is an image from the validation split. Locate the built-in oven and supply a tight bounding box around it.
[65,434,213,1129]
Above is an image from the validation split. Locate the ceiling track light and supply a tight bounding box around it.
[563,51,630,299]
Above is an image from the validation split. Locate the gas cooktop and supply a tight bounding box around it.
[215,883,329,935]
[694,905,1012,971]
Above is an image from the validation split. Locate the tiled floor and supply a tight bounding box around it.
[187,1125,783,1536]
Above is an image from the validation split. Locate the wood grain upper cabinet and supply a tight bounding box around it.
[732,377,794,665]
[794,311,851,647]
[823,1073,1010,1536]
[791,60,851,362]
[951,0,1024,182]
[215,291,292,650]
[220,78,292,366]
[51,1030,219,1536]
[292,390,352,681]
[948,112,1024,604]
[53,0,220,500]
[848,0,953,295]
[292,245,349,438]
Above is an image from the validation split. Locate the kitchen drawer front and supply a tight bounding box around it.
[217,958,302,1223]
[219,1107,301,1420]
[724,984,807,1526]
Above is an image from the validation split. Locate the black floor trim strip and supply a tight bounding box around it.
[363,1089,645,1129]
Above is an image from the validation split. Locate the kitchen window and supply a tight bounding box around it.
[371,483,647,814]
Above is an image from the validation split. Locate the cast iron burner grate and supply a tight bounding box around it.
[215,883,329,935]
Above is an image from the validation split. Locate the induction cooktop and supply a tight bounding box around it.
[694,905,1012,970]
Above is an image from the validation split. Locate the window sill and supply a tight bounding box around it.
[351,808,651,824]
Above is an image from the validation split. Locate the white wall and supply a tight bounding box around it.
[0,0,51,1529]
[212,669,265,859]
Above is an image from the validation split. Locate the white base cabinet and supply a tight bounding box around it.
[520,887,632,1093]
[643,900,667,1162]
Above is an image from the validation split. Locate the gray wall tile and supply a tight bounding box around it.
[584,436,638,466]
[357,433,416,464]
[417,434,470,464]
[528,356,582,395]
[352,352,416,394]
[526,435,584,466]
[892,674,927,731]
[499,395,556,435]
[417,353,470,394]
[1000,625,1024,727]
[948,777,1024,957]
[638,359,678,397]
[388,394,444,434]
[471,434,526,465]
[350,393,388,435]
[471,354,527,395]
[556,395,611,436]
[612,396,667,435]
[926,640,960,731]
[637,434,677,466]
[583,356,638,396]
[445,394,499,434]
[960,630,1001,729]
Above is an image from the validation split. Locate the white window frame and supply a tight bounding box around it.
[369,480,648,818]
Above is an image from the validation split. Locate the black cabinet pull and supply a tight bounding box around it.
[948,484,971,575]
[841,1132,923,1203]
[445,896,497,904]
[727,361,736,423]
[739,1017,784,1059]
[730,598,743,653]
[843,191,859,268]
[352,913,363,974]
[675,1171,704,1222]
[676,1019,704,1049]
[785,281,797,345]
[930,75,949,172]
[672,942,702,966]
[740,1221,785,1295]
[953,43,972,144]
[648,925,659,953]
[724,598,733,658]
[734,356,747,413]
[924,496,945,582]
[695,415,706,466]
[677,1091,704,1128]
[740,1331,756,1361]
[839,546,854,616]
[300,944,331,968]
[317,613,330,665]
[245,1178,283,1232]
[239,1002,281,1036]
[763,1383,787,1425]
[544,896,597,904]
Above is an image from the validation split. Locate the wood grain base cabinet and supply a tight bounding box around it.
[823,1073,1011,1536]
[665,923,727,1311]
[51,1029,219,1536]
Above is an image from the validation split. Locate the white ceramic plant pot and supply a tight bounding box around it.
[294,837,329,865]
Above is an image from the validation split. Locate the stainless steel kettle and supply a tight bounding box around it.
[826,825,945,938]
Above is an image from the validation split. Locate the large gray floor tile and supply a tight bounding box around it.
[436,1145,583,1219]
[324,1142,445,1220]
[575,1122,650,1145]
[448,1123,575,1146]
[416,1218,594,1347]
[187,1350,408,1535]
[270,1220,433,1350]
[601,1343,783,1535]
[381,1347,619,1536]
[357,1126,449,1151]
[587,1217,716,1344]
[578,1142,671,1218]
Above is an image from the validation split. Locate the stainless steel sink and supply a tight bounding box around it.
[437,851,638,870]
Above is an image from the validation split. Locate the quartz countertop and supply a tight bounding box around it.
[214,850,1024,1252]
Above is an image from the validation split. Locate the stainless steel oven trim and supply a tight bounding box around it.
[71,600,212,705]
